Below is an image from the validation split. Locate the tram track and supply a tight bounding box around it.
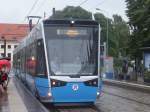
[57,105,101,112]
[44,104,102,112]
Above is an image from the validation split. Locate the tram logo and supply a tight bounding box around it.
[72,84,79,91]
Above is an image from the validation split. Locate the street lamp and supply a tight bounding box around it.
[96,8,109,56]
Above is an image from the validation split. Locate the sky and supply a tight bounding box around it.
[0,0,128,24]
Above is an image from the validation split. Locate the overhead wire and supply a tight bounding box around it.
[21,0,106,23]
[22,0,40,22]
[78,0,89,6]
[34,0,46,16]
[94,0,106,8]
[34,0,55,19]
[78,0,106,12]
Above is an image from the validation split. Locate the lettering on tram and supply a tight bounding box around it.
[57,29,87,37]
[13,19,102,105]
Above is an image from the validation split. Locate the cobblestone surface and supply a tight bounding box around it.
[96,85,150,112]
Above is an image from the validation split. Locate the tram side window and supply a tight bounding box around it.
[26,44,31,75]
[26,46,29,74]
[20,50,23,73]
[13,54,17,70]
[21,48,26,73]
[31,43,36,76]
[36,39,47,77]
[26,43,36,76]
[17,52,21,71]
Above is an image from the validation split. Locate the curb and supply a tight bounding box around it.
[103,79,150,93]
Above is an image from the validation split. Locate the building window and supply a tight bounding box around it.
[1,45,4,49]
[8,53,11,58]
[1,53,4,57]
[8,45,11,49]
[14,45,17,48]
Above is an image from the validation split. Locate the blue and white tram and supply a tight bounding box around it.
[13,19,102,104]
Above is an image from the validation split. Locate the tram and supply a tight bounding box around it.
[13,19,102,104]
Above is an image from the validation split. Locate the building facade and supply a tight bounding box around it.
[0,40,18,59]
[0,23,29,62]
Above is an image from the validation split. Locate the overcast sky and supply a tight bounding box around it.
[0,0,128,24]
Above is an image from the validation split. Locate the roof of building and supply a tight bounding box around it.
[0,23,29,41]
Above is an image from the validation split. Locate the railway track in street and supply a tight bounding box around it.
[44,103,102,112]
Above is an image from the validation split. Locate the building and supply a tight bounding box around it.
[0,23,29,61]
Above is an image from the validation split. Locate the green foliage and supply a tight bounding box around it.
[50,6,92,19]
[126,0,150,58]
[144,71,150,80]
[112,15,130,57]
[114,58,123,67]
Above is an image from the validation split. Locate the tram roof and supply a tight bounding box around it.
[43,19,99,26]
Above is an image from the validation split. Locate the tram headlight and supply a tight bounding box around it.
[96,92,100,99]
[71,20,75,24]
[84,78,98,87]
[52,81,56,86]
[48,92,52,97]
[51,79,67,87]
[97,92,100,96]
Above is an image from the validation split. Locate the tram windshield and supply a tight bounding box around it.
[44,26,98,76]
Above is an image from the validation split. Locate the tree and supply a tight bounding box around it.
[112,15,130,57]
[125,0,150,80]
[126,0,150,58]
[50,6,92,19]
[95,14,129,57]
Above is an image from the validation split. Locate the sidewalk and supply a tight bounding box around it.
[0,77,49,112]
[103,78,150,93]
[0,78,28,112]
[8,79,28,112]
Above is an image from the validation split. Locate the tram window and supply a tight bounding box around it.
[36,39,47,77]
[26,46,29,74]
[27,43,36,76]
[44,26,98,75]
[22,48,26,73]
